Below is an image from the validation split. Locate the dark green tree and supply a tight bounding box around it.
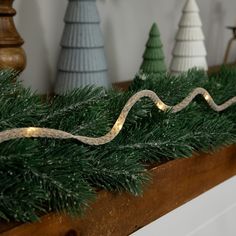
[140,23,167,74]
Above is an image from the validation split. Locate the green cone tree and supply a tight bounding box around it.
[140,23,167,74]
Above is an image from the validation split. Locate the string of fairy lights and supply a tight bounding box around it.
[0,88,236,146]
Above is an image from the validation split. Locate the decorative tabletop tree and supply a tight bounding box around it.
[170,0,207,74]
[55,0,110,94]
[140,23,167,75]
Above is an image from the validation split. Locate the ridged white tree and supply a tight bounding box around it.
[170,0,208,74]
[55,0,110,94]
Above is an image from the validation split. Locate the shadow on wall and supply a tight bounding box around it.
[98,0,122,83]
[205,0,226,65]
[166,0,184,66]
[103,13,119,83]
[51,0,67,90]
[17,0,52,94]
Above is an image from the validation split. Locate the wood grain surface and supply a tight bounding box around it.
[0,0,26,71]
[1,145,236,236]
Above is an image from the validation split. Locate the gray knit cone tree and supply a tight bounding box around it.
[55,0,110,94]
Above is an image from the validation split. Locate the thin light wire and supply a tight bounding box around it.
[0,88,236,146]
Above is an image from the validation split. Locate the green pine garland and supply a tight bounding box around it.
[0,67,236,222]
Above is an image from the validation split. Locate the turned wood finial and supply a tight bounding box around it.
[224,26,236,64]
[0,0,26,71]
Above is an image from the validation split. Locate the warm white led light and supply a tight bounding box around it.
[26,127,38,136]
[114,120,123,132]
[204,94,210,101]
[156,102,168,111]
[0,88,235,146]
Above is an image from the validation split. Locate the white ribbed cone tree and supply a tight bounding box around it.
[55,0,110,94]
[170,0,208,74]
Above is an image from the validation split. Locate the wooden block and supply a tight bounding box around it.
[1,145,236,236]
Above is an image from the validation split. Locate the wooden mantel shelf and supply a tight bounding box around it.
[0,145,236,236]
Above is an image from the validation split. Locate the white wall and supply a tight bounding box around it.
[14,0,236,93]
[131,177,236,236]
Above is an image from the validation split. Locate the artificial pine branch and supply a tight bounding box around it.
[0,68,236,222]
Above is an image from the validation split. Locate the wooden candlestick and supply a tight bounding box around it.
[224,26,236,64]
[0,0,26,71]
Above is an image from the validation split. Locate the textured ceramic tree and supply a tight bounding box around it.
[140,23,167,75]
[170,0,207,74]
[55,0,109,94]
